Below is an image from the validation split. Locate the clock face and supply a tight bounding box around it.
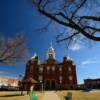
[49,54,53,59]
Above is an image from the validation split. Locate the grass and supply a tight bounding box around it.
[0,90,100,100]
[0,91,44,100]
[0,91,29,100]
[56,90,100,100]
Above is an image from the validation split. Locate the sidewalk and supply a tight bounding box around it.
[42,91,60,100]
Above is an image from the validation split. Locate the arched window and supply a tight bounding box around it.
[69,76,72,80]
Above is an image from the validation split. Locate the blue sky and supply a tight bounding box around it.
[0,0,100,84]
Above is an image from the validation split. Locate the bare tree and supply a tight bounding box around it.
[32,0,100,44]
[0,33,28,64]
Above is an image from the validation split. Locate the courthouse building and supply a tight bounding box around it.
[23,45,77,90]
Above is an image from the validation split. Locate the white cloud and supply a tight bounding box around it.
[69,43,81,51]
[81,59,100,65]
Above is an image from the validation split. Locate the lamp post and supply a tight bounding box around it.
[18,74,23,95]
[40,80,43,92]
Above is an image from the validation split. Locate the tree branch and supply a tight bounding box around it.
[80,16,100,21]
[0,34,28,64]
[33,0,100,42]
[56,31,79,42]
[71,0,87,19]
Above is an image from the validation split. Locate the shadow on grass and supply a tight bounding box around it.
[0,94,23,97]
[80,89,92,92]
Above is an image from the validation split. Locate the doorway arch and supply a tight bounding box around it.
[45,79,57,90]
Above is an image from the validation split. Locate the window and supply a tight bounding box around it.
[59,66,62,72]
[59,76,63,83]
[68,66,72,75]
[97,81,100,84]
[38,75,43,82]
[49,54,53,59]
[69,76,72,80]
[59,76,63,80]
[39,66,43,73]
[47,66,50,71]
[68,66,72,71]
[52,66,55,71]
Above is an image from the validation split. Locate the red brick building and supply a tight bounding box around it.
[23,45,77,90]
[84,78,100,89]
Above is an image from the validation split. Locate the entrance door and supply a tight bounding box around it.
[45,80,51,90]
[45,80,56,90]
[51,80,56,90]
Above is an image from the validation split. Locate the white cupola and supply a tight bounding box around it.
[46,43,55,59]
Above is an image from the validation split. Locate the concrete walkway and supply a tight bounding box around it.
[42,91,60,100]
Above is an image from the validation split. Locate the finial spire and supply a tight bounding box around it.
[50,42,53,47]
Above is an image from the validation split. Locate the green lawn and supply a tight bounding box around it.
[56,90,100,100]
